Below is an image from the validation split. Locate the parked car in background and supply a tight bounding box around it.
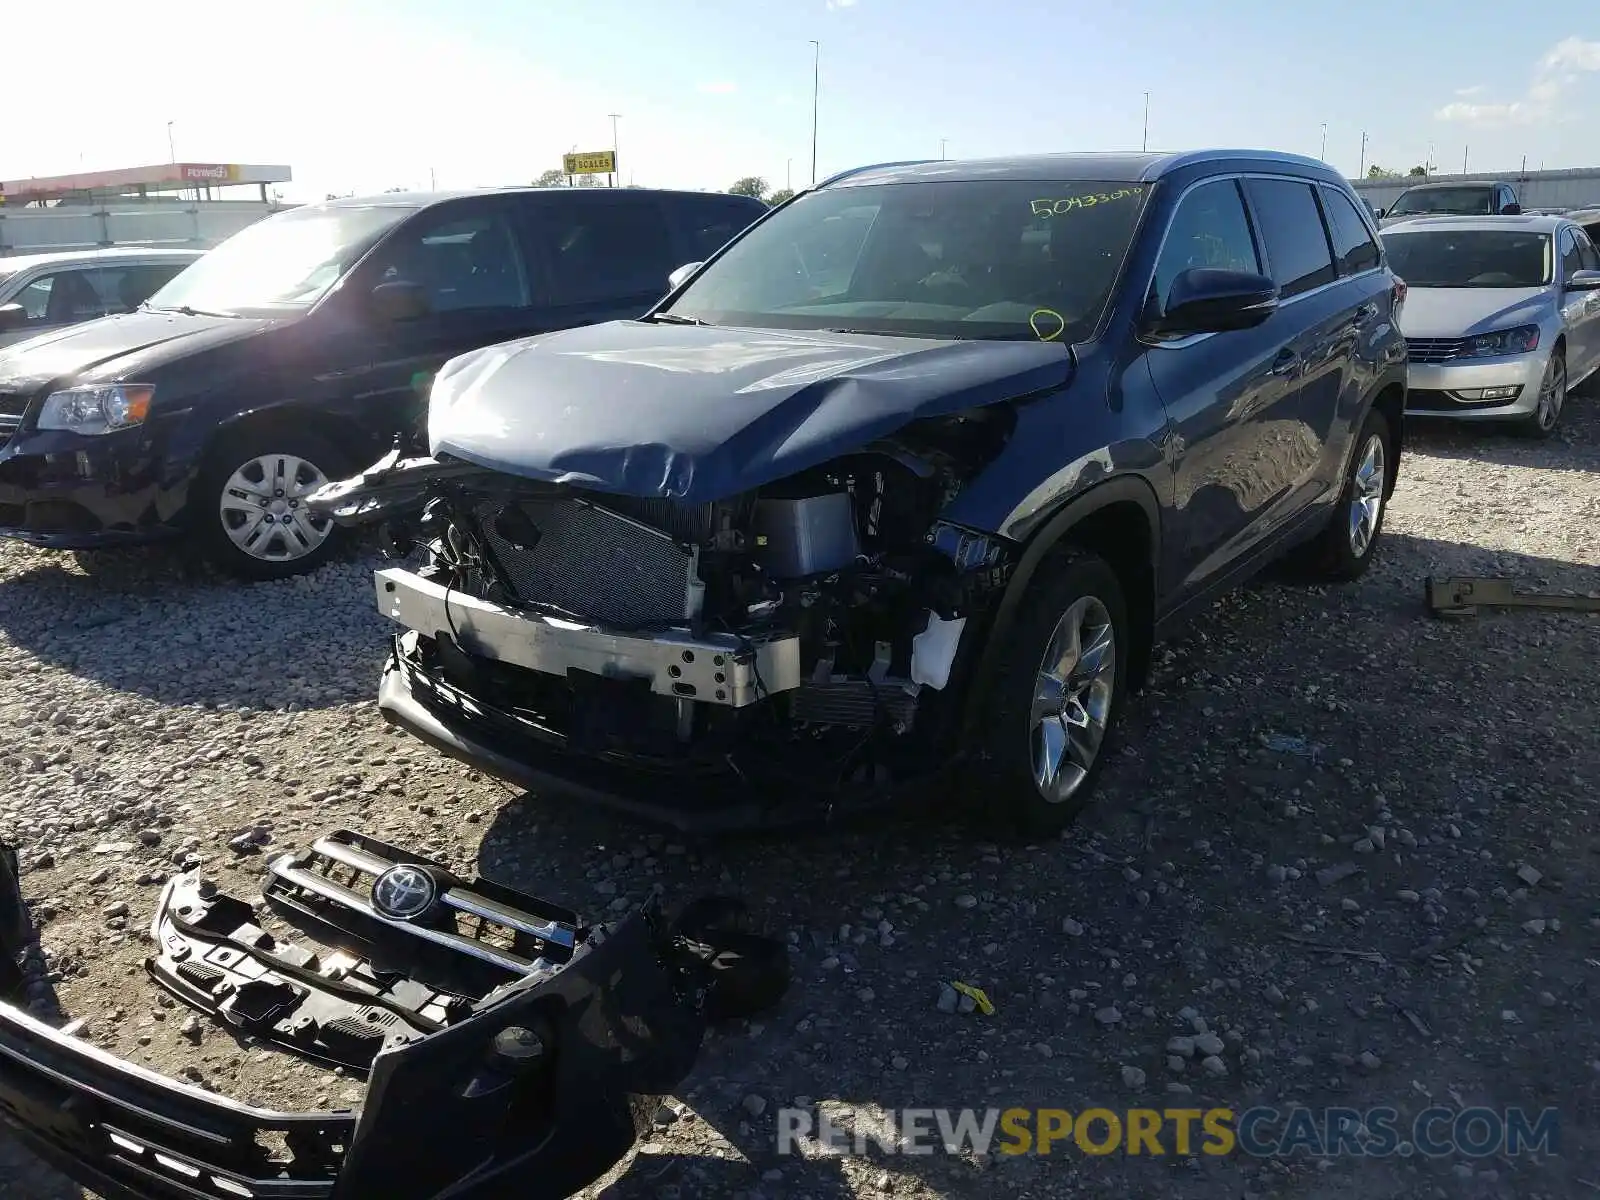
[1377,180,1520,226]
[313,149,1407,834]
[0,248,200,349]
[0,187,767,578]
[1383,214,1600,436]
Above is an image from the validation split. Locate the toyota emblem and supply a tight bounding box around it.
[371,864,437,920]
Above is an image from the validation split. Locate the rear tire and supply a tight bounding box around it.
[978,553,1130,836]
[192,425,353,581]
[1297,406,1393,582]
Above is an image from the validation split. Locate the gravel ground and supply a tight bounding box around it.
[2,395,1598,1200]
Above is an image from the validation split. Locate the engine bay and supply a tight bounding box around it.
[377,406,1018,793]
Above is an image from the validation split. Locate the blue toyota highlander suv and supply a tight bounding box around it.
[313,150,1409,834]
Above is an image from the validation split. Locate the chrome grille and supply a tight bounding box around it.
[475,495,699,629]
[1406,337,1465,364]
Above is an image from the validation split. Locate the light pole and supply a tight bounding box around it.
[786,158,792,192]
[939,138,948,161]
[1142,92,1149,152]
[1462,145,1468,175]
[1320,123,1327,161]
[809,40,820,186]
[608,113,621,187]
[1358,130,1367,179]
[166,121,176,164]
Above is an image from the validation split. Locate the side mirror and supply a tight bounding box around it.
[1565,269,1600,291]
[1373,207,1385,219]
[667,262,703,291]
[1501,203,1522,215]
[369,280,430,322]
[0,303,28,334]
[1149,268,1279,337]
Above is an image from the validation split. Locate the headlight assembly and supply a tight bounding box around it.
[35,384,154,434]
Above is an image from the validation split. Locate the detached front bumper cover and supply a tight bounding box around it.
[0,829,783,1200]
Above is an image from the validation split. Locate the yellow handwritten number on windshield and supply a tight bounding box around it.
[1030,187,1143,218]
[1029,309,1067,342]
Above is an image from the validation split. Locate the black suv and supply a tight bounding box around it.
[318,150,1408,833]
[0,187,766,578]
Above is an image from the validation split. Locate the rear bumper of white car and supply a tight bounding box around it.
[1404,350,1549,420]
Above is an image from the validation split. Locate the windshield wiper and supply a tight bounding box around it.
[645,312,712,326]
[146,304,238,318]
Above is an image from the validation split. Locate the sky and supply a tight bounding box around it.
[5,0,1600,202]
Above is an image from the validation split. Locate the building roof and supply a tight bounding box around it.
[0,164,291,203]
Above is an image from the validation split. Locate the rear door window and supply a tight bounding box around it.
[1244,178,1337,298]
[94,263,191,313]
[676,196,766,262]
[15,269,107,325]
[528,195,677,305]
[1319,187,1381,276]
[1152,178,1261,311]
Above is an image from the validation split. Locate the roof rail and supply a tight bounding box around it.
[813,159,938,190]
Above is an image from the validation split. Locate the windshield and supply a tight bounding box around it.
[1382,229,1551,288]
[1388,187,1497,217]
[660,179,1149,341]
[145,204,415,316]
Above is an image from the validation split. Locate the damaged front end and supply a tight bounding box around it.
[0,830,784,1199]
[316,406,1020,830]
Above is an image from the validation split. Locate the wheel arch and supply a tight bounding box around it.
[958,475,1162,744]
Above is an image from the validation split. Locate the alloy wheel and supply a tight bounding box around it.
[218,454,333,563]
[1029,595,1117,804]
[1535,354,1566,432]
[1347,434,1386,559]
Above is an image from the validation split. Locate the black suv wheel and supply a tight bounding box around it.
[192,425,353,581]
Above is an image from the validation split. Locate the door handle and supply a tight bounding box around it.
[1270,348,1299,376]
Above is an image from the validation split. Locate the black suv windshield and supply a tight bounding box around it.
[660,179,1148,341]
[1388,187,1496,217]
[1382,229,1551,287]
[145,204,415,316]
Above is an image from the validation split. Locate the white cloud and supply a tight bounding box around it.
[1437,36,1600,126]
[1454,84,1484,97]
[826,0,858,9]
[696,81,738,95]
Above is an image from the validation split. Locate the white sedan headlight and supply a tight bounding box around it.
[36,384,154,434]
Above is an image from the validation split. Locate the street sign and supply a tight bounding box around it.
[563,151,617,176]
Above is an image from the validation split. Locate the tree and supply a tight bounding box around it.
[768,187,795,205]
[1366,165,1400,179]
[1407,165,1428,176]
[533,168,567,188]
[729,176,769,199]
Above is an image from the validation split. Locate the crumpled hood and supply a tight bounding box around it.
[428,320,1073,502]
[0,309,279,391]
[1396,287,1551,339]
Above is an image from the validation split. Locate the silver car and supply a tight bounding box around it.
[0,248,202,349]
[1382,215,1600,436]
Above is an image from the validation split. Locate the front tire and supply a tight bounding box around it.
[192,426,352,581]
[979,553,1130,836]
[1514,349,1565,438]
[1299,406,1393,582]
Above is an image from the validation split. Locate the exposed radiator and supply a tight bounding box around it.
[474,496,701,629]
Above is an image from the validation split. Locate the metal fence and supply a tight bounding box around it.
[0,201,279,256]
